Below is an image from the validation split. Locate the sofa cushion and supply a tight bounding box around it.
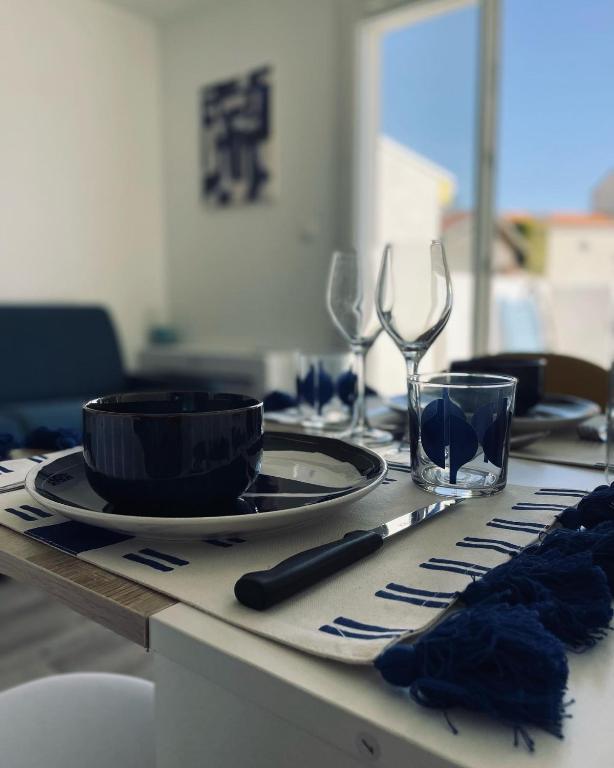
[0,305,125,404]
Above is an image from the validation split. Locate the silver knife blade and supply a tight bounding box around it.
[0,483,25,494]
[373,497,462,539]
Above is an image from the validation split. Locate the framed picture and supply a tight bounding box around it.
[200,65,274,207]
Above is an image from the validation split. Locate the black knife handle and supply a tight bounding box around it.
[234,530,384,610]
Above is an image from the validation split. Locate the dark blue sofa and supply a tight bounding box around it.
[0,305,134,442]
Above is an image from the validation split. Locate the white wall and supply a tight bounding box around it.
[546,224,614,284]
[159,0,357,353]
[374,136,454,245]
[545,224,614,368]
[0,0,167,367]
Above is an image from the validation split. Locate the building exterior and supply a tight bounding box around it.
[442,212,547,356]
[543,214,614,368]
[442,211,528,273]
[593,169,614,216]
[374,135,456,246]
[543,213,614,284]
[499,212,614,368]
[441,210,614,367]
[369,140,614,391]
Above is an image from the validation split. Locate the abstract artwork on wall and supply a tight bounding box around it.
[200,65,274,207]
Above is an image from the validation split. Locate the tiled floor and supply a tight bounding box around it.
[0,577,154,691]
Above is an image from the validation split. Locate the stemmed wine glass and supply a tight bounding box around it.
[376,239,453,456]
[326,250,393,445]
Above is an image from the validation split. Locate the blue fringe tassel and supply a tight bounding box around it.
[375,604,569,750]
[530,522,614,592]
[559,482,614,530]
[375,486,614,746]
[462,550,612,650]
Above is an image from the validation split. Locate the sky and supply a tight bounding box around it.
[380,0,614,213]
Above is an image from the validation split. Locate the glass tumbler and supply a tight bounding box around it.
[408,373,517,497]
[296,353,353,430]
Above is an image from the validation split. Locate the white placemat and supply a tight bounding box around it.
[0,457,585,664]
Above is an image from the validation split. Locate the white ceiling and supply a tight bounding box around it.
[102,0,201,21]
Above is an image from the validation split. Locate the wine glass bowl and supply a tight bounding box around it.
[327,251,382,351]
[376,240,453,357]
[326,250,392,445]
[376,239,454,456]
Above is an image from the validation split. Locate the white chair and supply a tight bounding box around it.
[0,673,155,768]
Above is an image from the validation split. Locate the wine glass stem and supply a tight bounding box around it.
[400,353,421,449]
[350,346,368,433]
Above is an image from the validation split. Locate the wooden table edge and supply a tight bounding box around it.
[0,525,175,647]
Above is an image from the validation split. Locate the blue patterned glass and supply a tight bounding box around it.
[296,353,353,430]
[408,373,516,497]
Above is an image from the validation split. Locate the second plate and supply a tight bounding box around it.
[387,392,599,434]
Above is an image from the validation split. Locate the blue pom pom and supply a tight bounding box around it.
[572,484,614,529]
[25,427,81,451]
[462,550,612,650]
[558,505,584,530]
[375,604,569,747]
[559,483,614,530]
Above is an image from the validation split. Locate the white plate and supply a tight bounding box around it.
[25,433,386,541]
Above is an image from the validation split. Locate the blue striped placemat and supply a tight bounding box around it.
[0,456,583,663]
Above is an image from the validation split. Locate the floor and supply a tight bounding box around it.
[0,577,154,691]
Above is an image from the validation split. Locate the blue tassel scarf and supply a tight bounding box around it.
[559,483,614,530]
[530,522,614,591]
[375,604,569,751]
[376,480,614,749]
[461,549,612,650]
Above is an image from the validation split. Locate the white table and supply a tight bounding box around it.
[149,459,611,767]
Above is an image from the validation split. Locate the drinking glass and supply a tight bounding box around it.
[326,251,392,445]
[296,352,352,430]
[408,372,516,497]
[376,239,453,457]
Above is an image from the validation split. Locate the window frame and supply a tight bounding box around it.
[354,0,500,356]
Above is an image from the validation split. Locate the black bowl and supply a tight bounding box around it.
[450,357,545,416]
[83,391,263,512]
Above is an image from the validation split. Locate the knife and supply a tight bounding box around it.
[234,497,462,610]
[0,482,25,494]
